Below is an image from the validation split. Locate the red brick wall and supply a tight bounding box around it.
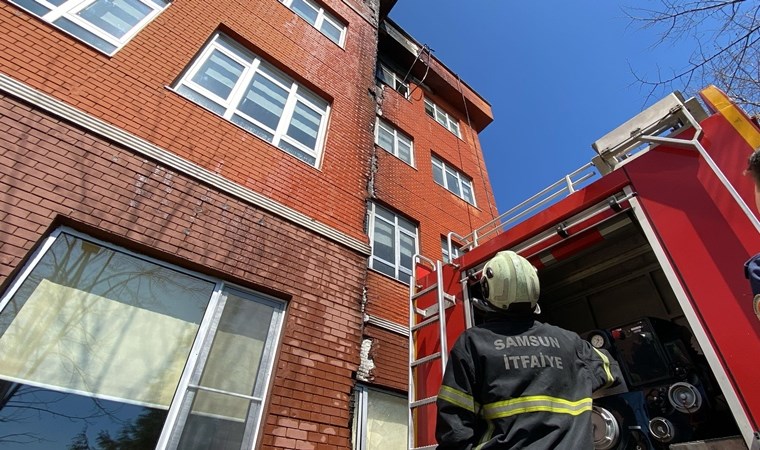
[0,0,378,243]
[364,324,408,392]
[0,93,367,449]
[364,83,498,324]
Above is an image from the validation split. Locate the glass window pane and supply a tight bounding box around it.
[191,49,245,100]
[371,259,395,279]
[397,139,411,164]
[435,109,446,126]
[54,16,117,53]
[237,73,287,131]
[399,234,415,273]
[398,216,415,234]
[278,140,317,165]
[0,384,168,449]
[442,238,460,264]
[231,114,275,142]
[397,271,411,284]
[176,291,276,449]
[286,101,322,150]
[77,0,152,39]
[377,65,392,85]
[462,181,474,204]
[372,219,395,264]
[0,233,214,448]
[366,390,408,450]
[177,397,247,450]
[395,83,409,98]
[377,126,394,153]
[290,0,318,24]
[10,0,53,16]
[431,161,444,186]
[374,205,395,222]
[424,100,434,118]
[178,85,226,116]
[450,120,460,136]
[320,16,343,44]
[445,169,460,196]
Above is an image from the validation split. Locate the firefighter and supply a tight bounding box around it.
[435,250,622,449]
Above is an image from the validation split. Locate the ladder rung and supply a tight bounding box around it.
[410,395,437,409]
[411,314,440,332]
[414,293,457,319]
[411,352,441,368]
[411,282,439,301]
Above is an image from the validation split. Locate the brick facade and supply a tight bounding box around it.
[0,92,366,448]
[0,0,378,243]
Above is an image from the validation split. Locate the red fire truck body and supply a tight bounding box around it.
[409,86,760,450]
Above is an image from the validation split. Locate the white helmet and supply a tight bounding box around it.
[479,251,540,312]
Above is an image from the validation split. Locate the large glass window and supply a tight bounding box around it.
[352,386,408,450]
[424,98,460,137]
[0,229,284,449]
[175,33,330,166]
[367,203,418,284]
[431,155,476,205]
[375,118,413,166]
[9,0,169,55]
[280,0,346,46]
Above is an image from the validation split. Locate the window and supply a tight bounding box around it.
[175,33,330,166]
[424,98,460,137]
[441,237,462,263]
[280,0,346,46]
[0,228,284,449]
[367,203,418,284]
[375,118,413,165]
[9,0,169,55]
[376,64,409,98]
[352,385,408,450]
[431,156,476,205]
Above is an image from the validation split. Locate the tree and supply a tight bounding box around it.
[626,0,760,115]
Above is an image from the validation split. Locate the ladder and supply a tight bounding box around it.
[407,255,456,450]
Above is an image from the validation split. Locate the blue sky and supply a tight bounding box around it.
[390,1,699,212]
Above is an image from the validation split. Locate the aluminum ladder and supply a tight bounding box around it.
[407,256,455,450]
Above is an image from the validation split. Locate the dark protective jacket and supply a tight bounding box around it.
[745,252,760,295]
[436,317,622,450]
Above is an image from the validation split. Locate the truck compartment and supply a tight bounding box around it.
[532,212,743,449]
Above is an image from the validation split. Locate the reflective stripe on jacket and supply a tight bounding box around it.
[435,318,622,450]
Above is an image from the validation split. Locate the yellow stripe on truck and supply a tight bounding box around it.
[700,85,760,150]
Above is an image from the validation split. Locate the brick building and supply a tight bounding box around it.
[0,0,494,448]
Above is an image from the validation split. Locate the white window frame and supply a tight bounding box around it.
[367,203,418,284]
[374,118,414,166]
[174,32,331,167]
[431,156,476,205]
[9,0,169,55]
[0,227,285,450]
[352,385,408,450]
[280,0,347,47]
[376,64,409,99]
[424,98,460,137]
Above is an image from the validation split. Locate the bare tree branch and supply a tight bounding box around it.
[626,0,760,115]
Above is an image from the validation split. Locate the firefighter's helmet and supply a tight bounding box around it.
[479,251,540,312]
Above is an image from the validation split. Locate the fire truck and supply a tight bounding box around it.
[408,86,760,450]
